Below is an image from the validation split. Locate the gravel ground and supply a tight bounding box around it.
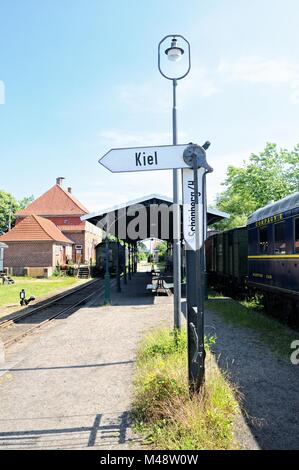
[205,308,299,450]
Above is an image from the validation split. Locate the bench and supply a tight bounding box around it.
[162,281,174,296]
[1,275,15,285]
[146,283,157,293]
[146,280,173,296]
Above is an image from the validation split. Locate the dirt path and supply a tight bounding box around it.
[0,273,172,450]
[205,308,299,450]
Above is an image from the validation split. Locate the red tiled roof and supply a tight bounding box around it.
[0,215,73,244]
[16,184,89,217]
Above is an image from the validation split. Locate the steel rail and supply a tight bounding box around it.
[0,278,100,329]
[3,281,113,348]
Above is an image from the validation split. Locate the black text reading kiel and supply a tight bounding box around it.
[135,151,158,167]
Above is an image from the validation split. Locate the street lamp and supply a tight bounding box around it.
[165,38,185,62]
[158,35,191,330]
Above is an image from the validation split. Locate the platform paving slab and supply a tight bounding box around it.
[0,273,172,450]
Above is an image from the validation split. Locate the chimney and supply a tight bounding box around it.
[67,187,72,194]
[56,177,65,186]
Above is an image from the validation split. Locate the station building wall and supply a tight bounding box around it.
[3,241,72,276]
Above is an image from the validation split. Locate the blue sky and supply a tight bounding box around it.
[0,0,298,211]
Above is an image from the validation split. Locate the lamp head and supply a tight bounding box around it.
[165,37,184,62]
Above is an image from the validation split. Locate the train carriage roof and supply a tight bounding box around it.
[247,191,299,225]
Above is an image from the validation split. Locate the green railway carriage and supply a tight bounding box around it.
[207,226,248,296]
[95,241,126,276]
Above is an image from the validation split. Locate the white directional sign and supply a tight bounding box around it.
[99,144,191,173]
[182,167,205,251]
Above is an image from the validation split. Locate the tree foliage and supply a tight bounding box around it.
[214,143,299,230]
[137,241,148,262]
[0,190,34,234]
[156,241,168,261]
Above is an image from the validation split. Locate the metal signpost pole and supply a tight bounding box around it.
[172,78,181,330]
[158,35,191,331]
[182,143,212,393]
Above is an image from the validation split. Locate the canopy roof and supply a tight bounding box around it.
[247,191,299,225]
[82,194,229,242]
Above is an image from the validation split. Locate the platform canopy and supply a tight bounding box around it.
[82,194,229,243]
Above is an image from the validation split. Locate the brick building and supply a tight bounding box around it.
[15,177,102,264]
[0,215,73,276]
[0,178,102,276]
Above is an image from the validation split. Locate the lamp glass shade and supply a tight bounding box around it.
[166,47,183,62]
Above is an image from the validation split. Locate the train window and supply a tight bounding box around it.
[274,222,286,254]
[259,227,268,253]
[295,218,299,253]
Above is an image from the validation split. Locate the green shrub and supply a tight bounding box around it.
[52,264,61,277]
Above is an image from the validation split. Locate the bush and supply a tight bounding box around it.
[52,264,61,277]
[137,251,148,262]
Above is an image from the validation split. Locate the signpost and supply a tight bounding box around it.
[182,143,212,392]
[99,142,212,392]
[99,144,192,173]
[182,167,205,251]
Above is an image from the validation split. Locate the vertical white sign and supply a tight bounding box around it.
[182,167,205,251]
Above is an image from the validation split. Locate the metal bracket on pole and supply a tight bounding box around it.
[183,143,213,172]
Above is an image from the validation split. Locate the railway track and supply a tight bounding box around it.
[0,278,109,348]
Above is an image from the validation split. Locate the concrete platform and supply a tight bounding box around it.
[0,272,172,450]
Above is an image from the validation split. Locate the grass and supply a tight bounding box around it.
[0,276,80,308]
[131,327,240,450]
[206,292,297,357]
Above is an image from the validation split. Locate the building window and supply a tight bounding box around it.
[274,221,286,254]
[295,218,299,253]
[259,226,268,253]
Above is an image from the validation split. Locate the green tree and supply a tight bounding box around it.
[214,143,299,229]
[0,191,34,234]
[157,240,168,261]
[137,241,148,262]
[18,195,34,210]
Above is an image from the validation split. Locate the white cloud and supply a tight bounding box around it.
[99,130,187,147]
[117,57,299,111]
[118,81,170,113]
[100,130,170,147]
[179,65,220,100]
[117,66,220,114]
[77,170,173,212]
[218,56,299,103]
